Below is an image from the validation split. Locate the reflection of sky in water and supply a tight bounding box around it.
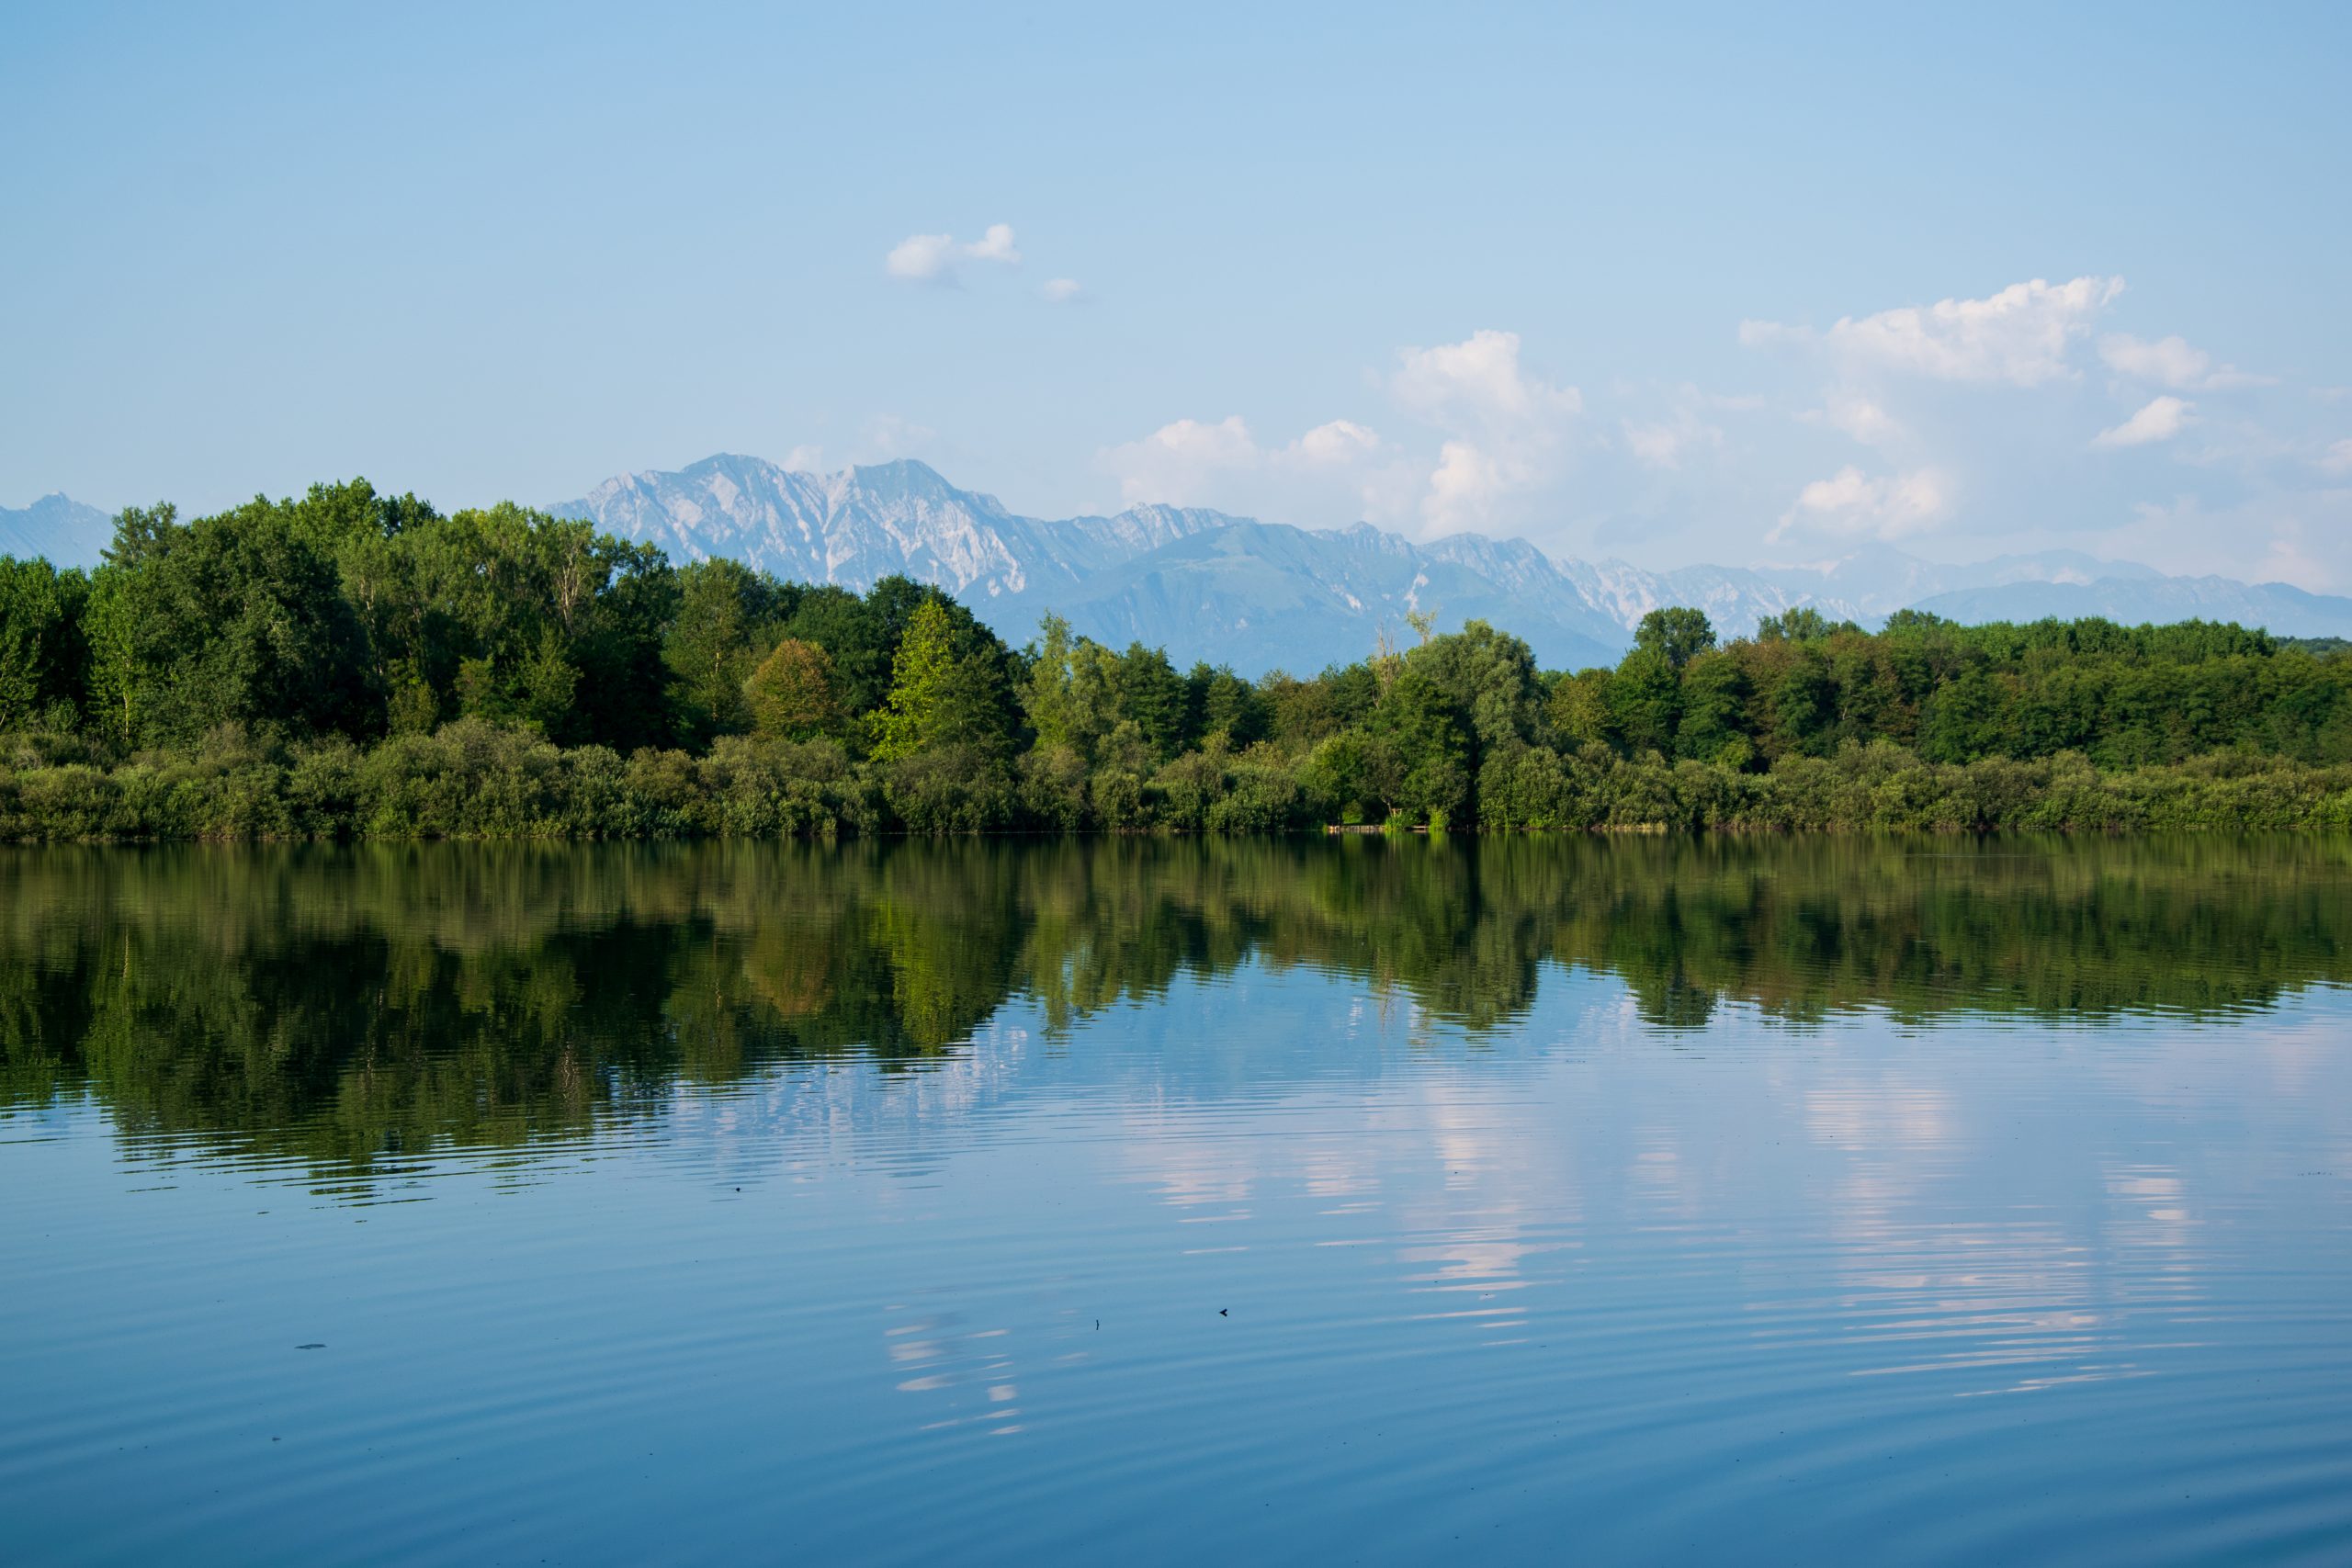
[6,849,2352,1562]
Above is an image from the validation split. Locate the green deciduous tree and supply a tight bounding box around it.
[1634,605,1716,669]
[663,558,778,746]
[1607,648,1681,757]
[745,638,840,740]
[866,598,1016,761]
[0,558,85,733]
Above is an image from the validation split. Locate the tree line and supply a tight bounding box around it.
[2,479,2349,838]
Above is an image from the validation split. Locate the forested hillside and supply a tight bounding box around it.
[2,479,2349,839]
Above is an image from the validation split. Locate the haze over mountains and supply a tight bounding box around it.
[557,454,2352,671]
[15,456,2349,673]
[0,494,111,569]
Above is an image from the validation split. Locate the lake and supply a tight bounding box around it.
[4,837,2349,1564]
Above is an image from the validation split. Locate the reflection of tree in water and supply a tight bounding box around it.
[1,835,2346,1174]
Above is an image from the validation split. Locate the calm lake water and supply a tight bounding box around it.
[4,837,2350,1564]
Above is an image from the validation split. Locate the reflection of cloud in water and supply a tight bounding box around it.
[1100,1015,1586,1338]
[2104,1166,2200,1290]
[885,1309,1026,1436]
[1792,1063,2212,1397]
[636,980,2329,1431]
[1379,1069,1584,1332]
[1804,1072,1957,1153]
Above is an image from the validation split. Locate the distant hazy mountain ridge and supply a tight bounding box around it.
[0,493,112,570]
[555,454,2352,671]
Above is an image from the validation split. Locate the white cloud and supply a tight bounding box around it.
[1100,415,1387,498]
[1621,412,1724,469]
[1391,329,1581,428]
[781,444,826,472]
[884,222,1022,285]
[1621,421,1685,469]
[1425,440,1511,527]
[2098,333,2266,390]
[1040,277,1086,304]
[1802,389,1905,446]
[1289,419,1381,466]
[1772,466,1957,542]
[2319,437,2352,476]
[1101,415,1259,503]
[885,232,959,284]
[2093,395,2193,448]
[1097,415,1403,522]
[1745,276,2124,386]
[1389,330,1582,530]
[1616,384,1742,469]
[964,223,1021,265]
[1100,332,1584,534]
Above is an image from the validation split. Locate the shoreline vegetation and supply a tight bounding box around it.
[2,479,2349,840]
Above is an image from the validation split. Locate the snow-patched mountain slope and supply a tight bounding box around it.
[556,454,1228,604]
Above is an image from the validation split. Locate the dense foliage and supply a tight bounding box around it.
[3,479,2350,838]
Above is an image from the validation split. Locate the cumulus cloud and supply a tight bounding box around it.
[1040,277,1086,304]
[1096,415,1406,523]
[1291,419,1381,466]
[1391,329,1581,428]
[1098,331,1583,533]
[885,232,960,284]
[884,223,1023,285]
[1425,440,1512,528]
[1099,416,1393,502]
[964,223,1020,265]
[1389,330,1582,530]
[1771,466,1957,542]
[1803,389,1905,446]
[2093,395,2194,448]
[2098,333,2267,390]
[1101,415,1259,502]
[1744,276,2124,386]
[1080,283,2345,581]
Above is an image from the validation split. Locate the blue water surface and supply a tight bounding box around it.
[3,838,2348,1564]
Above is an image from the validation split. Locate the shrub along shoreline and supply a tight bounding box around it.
[4,721,2348,840]
[4,476,2351,840]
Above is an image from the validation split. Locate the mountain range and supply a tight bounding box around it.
[0,493,112,568]
[14,458,2349,671]
[555,454,2352,671]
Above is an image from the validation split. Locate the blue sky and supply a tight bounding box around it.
[5,1,2349,583]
